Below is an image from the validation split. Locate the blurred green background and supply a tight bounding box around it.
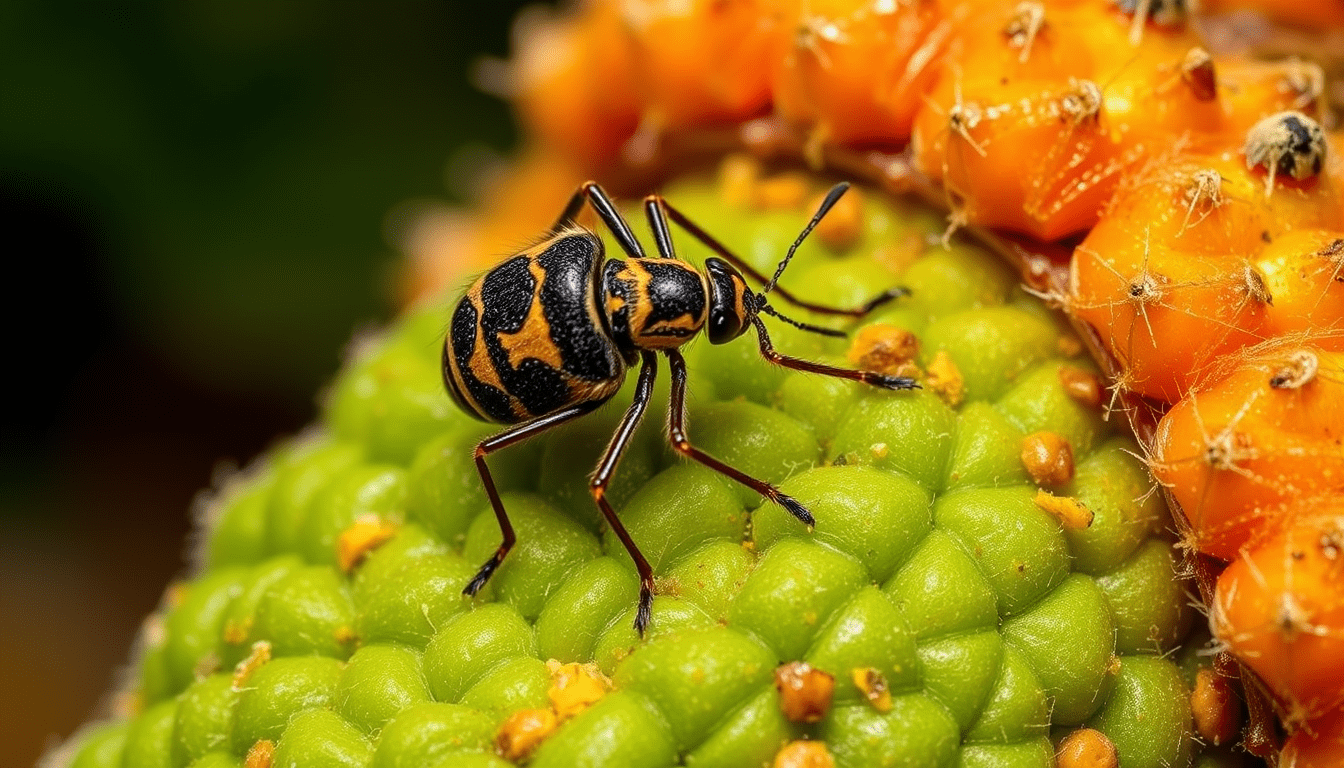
[0,2,549,763]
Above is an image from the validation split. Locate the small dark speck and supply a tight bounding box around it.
[1261,231,1272,243]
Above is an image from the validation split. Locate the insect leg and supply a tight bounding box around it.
[464,404,598,597]
[750,315,921,391]
[551,182,649,259]
[590,350,659,636]
[657,186,909,316]
[643,196,676,259]
[664,349,816,527]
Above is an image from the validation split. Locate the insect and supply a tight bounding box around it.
[442,181,918,634]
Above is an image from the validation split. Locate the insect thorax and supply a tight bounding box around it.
[602,258,709,355]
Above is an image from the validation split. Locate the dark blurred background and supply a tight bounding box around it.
[0,2,549,764]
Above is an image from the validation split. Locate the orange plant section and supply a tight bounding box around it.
[909,1,1129,240]
[770,0,948,147]
[1198,0,1344,28]
[1070,156,1342,401]
[1213,507,1344,727]
[1281,708,1344,768]
[909,1,1328,240]
[513,3,641,166]
[1257,230,1344,342]
[1152,348,1344,561]
[620,0,783,131]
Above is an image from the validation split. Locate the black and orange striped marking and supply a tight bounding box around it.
[444,230,627,424]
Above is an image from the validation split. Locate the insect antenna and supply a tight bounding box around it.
[762,182,850,296]
[758,302,847,338]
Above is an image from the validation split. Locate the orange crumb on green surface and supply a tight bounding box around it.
[1057,366,1104,409]
[851,667,893,713]
[1021,431,1075,487]
[775,661,836,724]
[848,325,921,377]
[1034,490,1094,530]
[1055,727,1118,768]
[924,350,964,407]
[495,707,558,762]
[1191,667,1241,746]
[773,739,836,768]
[244,740,275,768]
[232,641,272,690]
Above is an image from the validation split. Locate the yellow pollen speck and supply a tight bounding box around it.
[547,660,611,720]
[232,641,272,690]
[925,351,964,406]
[852,667,893,713]
[337,517,401,573]
[223,617,253,646]
[1034,490,1094,530]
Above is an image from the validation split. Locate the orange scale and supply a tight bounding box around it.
[1213,505,1344,727]
[1209,58,1328,147]
[1238,131,1344,219]
[1256,229,1344,343]
[1089,53,1322,157]
[910,1,1214,239]
[770,0,949,146]
[1280,707,1344,768]
[1329,133,1344,195]
[944,0,1108,84]
[513,3,642,167]
[1071,236,1274,402]
[1151,348,1344,561]
[1083,155,1273,261]
[1198,0,1344,29]
[912,74,1136,240]
[621,0,785,131]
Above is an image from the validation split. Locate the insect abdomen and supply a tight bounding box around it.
[442,232,626,423]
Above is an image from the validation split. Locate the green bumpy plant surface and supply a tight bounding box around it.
[59,179,1216,768]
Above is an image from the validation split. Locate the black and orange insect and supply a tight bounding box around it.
[442,181,917,634]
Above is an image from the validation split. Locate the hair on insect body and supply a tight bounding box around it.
[442,181,918,635]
